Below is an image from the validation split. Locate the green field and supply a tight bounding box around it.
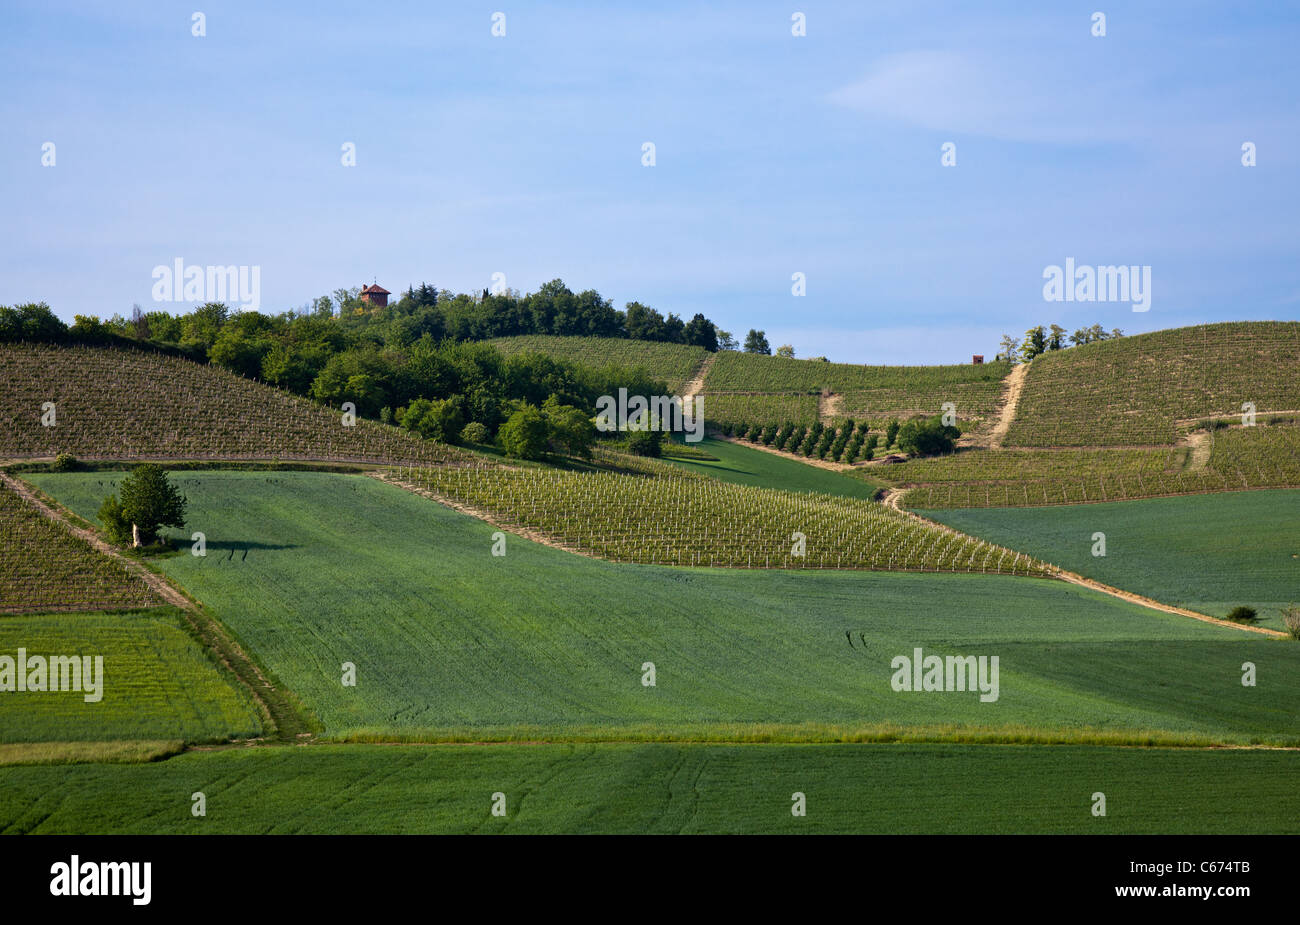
[28,471,1300,745]
[1,743,1295,834]
[0,608,261,745]
[919,490,1300,631]
[658,436,881,497]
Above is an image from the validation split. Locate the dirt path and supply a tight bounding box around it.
[986,362,1028,449]
[818,391,843,423]
[885,486,1285,637]
[681,353,715,399]
[0,471,314,739]
[1184,430,1212,471]
[1,471,191,610]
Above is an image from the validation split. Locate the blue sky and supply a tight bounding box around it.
[2,1,1297,363]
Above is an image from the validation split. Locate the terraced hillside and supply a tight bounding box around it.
[0,343,476,466]
[0,479,160,614]
[488,335,707,393]
[1005,321,1300,446]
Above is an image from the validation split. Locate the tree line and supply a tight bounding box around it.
[996,323,1124,363]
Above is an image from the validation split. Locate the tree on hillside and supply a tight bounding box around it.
[499,404,550,459]
[743,329,771,354]
[1046,324,1067,351]
[996,334,1021,364]
[99,464,187,547]
[776,344,795,358]
[1020,326,1047,362]
[683,313,719,351]
[714,328,738,351]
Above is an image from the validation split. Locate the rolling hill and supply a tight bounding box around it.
[0,343,475,466]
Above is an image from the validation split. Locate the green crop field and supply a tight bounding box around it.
[702,392,822,427]
[0,480,161,614]
[1006,321,1300,447]
[658,436,882,497]
[488,335,707,393]
[919,490,1300,631]
[0,608,261,745]
[1,742,1295,834]
[0,343,474,466]
[28,471,1300,746]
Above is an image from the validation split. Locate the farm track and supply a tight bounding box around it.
[987,362,1027,449]
[681,353,714,400]
[818,391,843,423]
[880,487,1285,637]
[0,471,316,741]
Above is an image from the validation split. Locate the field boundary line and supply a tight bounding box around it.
[885,486,1287,637]
[0,471,318,740]
[706,432,859,474]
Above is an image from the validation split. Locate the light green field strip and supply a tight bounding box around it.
[657,436,881,497]
[0,609,262,744]
[1,743,1296,834]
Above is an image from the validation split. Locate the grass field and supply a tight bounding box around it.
[1,743,1295,834]
[0,608,261,745]
[919,490,1300,631]
[657,436,881,497]
[28,471,1300,745]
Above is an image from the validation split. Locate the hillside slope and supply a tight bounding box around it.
[0,343,474,466]
[488,335,707,393]
[1006,321,1300,446]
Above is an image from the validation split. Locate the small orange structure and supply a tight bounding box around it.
[360,283,390,308]
[972,354,984,364]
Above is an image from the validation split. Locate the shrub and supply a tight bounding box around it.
[885,418,901,448]
[499,405,549,459]
[773,422,794,450]
[52,453,79,472]
[1225,606,1259,624]
[460,421,489,444]
[760,422,778,445]
[625,429,662,457]
[787,425,807,452]
[1282,604,1300,640]
[897,415,960,457]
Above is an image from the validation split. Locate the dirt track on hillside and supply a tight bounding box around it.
[987,363,1028,449]
[881,486,1285,637]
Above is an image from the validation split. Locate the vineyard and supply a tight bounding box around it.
[884,425,1300,509]
[487,335,707,393]
[393,465,1050,574]
[1005,321,1300,447]
[0,343,478,466]
[698,352,1010,435]
[0,480,161,614]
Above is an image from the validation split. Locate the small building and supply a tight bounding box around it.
[972,354,984,365]
[360,283,390,308]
